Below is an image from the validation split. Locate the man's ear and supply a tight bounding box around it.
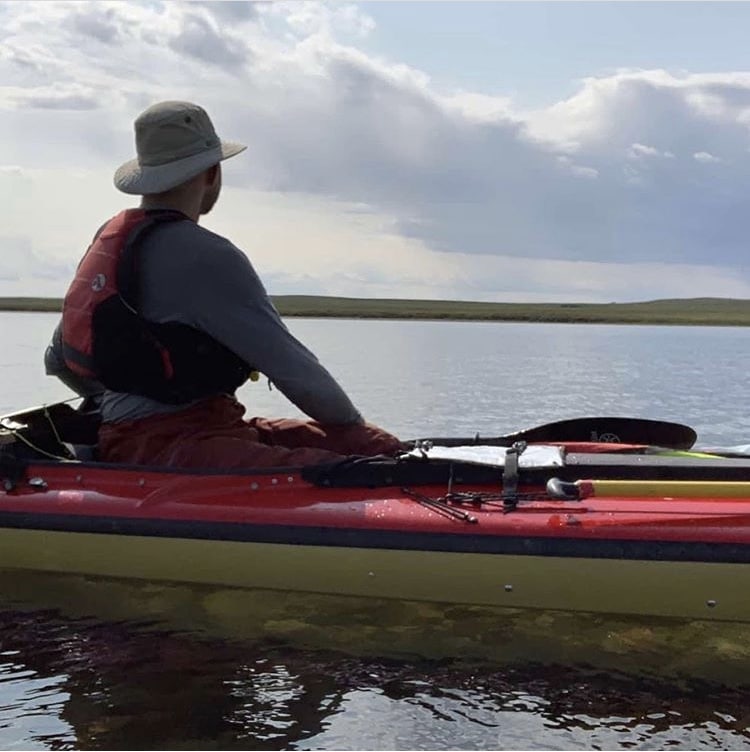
[206,164,219,184]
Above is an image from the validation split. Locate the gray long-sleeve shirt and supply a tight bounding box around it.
[46,216,363,426]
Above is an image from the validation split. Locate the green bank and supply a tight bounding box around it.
[2,295,750,326]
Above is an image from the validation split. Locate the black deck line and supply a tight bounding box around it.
[0,510,749,563]
[8,452,750,489]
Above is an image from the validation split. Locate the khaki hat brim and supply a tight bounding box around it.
[113,140,246,195]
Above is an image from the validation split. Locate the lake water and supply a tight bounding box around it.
[1,311,750,749]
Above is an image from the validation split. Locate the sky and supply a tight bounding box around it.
[2,0,750,303]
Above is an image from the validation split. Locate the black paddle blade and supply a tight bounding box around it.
[509,417,697,450]
[415,416,697,451]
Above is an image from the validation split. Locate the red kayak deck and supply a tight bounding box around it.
[3,460,750,555]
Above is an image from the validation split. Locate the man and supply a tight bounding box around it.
[45,100,402,468]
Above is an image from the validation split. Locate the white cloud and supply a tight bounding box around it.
[278,2,375,40]
[693,151,721,163]
[168,9,250,68]
[627,143,675,160]
[628,143,659,159]
[557,156,599,179]
[0,234,74,285]
[2,1,750,302]
[0,82,100,110]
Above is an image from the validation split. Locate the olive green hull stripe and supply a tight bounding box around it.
[0,528,746,622]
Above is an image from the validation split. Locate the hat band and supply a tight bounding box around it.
[140,141,221,167]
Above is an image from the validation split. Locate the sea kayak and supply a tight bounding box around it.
[2,400,750,623]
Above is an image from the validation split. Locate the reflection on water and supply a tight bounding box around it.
[0,572,749,749]
[6,571,750,685]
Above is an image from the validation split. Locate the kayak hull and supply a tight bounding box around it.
[1,454,750,621]
[1,526,748,622]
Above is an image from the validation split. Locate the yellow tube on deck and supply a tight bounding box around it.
[589,479,750,498]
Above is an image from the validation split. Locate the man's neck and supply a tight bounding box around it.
[140,195,200,222]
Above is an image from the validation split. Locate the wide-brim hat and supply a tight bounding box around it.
[114,100,246,195]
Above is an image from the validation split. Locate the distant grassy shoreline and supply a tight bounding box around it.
[3,295,750,326]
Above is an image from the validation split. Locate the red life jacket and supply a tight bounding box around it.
[62,208,252,404]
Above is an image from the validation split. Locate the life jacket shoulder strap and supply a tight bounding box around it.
[116,209,188,310]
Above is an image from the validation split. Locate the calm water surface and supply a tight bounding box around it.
[1,311,750,749]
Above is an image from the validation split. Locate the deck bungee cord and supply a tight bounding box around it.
[0,415,75,463]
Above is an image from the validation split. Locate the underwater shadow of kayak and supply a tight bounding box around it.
[1,570,749,689]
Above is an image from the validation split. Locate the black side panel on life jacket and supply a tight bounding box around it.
[91,211,252,404]
[141,319,250,403]
[92,295,175,399]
